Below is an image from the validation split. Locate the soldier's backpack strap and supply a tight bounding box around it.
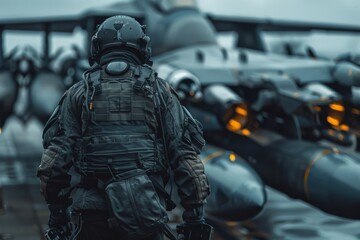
[89,71,102,95]
[133,65,176,211]
[148,175,176,211]
[133,65,154,92]
[82,70,102,135]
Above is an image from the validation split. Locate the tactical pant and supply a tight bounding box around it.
[76,210,164,240]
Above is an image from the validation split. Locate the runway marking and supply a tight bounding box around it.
[303,149,333,200]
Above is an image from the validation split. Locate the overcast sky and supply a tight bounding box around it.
[0,0,119,19]
[198,0,360,26]
[1,0,360,58]
[0,0,360,25]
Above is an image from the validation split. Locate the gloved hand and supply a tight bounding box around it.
[48,204,69,229]
[182,206,205,224]
[177,206,209,240]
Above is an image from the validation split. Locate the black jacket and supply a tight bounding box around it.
[37,60,210,211]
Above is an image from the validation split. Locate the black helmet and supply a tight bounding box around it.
[89,15,151,65]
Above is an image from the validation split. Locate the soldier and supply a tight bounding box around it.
[37,15,210,240]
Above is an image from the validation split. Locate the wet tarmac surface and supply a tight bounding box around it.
[249,188,360,240]
[1,118,360,239]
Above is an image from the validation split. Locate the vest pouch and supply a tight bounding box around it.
[105,168,168,239]
[182,106,206,154]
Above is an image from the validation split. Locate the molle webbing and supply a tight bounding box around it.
[92,79,148,122]
[91,66,155,123]
[78,64,162,175]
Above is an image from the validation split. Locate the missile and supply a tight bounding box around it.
[209,129,360,219]
[200,144,266,221]
[156,65,203,102]
[29,70,66,124]
[51,46,89,88]
[0,69,18,129]
[333,62,360,87]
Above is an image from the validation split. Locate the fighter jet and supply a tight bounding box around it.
[1,0,360,239]
[0,2,267,240]
[127,0,360,220]
[208,11,360,151]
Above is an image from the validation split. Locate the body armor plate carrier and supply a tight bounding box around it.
[76,62,164,175]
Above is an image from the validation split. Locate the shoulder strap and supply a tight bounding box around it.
[81,70,102,135]
[153,78,170,168]
[149,175,176,211]
[89,71,102,95]
[153,76,178,210]
[133,65,153,92]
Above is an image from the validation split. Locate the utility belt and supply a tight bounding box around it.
[78,175,108,190]
[74,138,163,175]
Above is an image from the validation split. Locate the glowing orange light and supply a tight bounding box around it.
[339,124,350,131]
[229,153,236,162]
[329,103,345,112]
[235,106,248,116]
[241,129,251,136]
[227,119,241,131]
[327,116,340,126]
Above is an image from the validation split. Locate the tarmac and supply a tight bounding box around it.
[0,117,360,240]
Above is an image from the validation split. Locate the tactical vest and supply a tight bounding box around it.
[75,62,165,176]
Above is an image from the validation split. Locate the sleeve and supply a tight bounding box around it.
[157,79,210,210]
[37,83,84,205]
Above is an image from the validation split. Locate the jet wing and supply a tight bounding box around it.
[0,1,144,32]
